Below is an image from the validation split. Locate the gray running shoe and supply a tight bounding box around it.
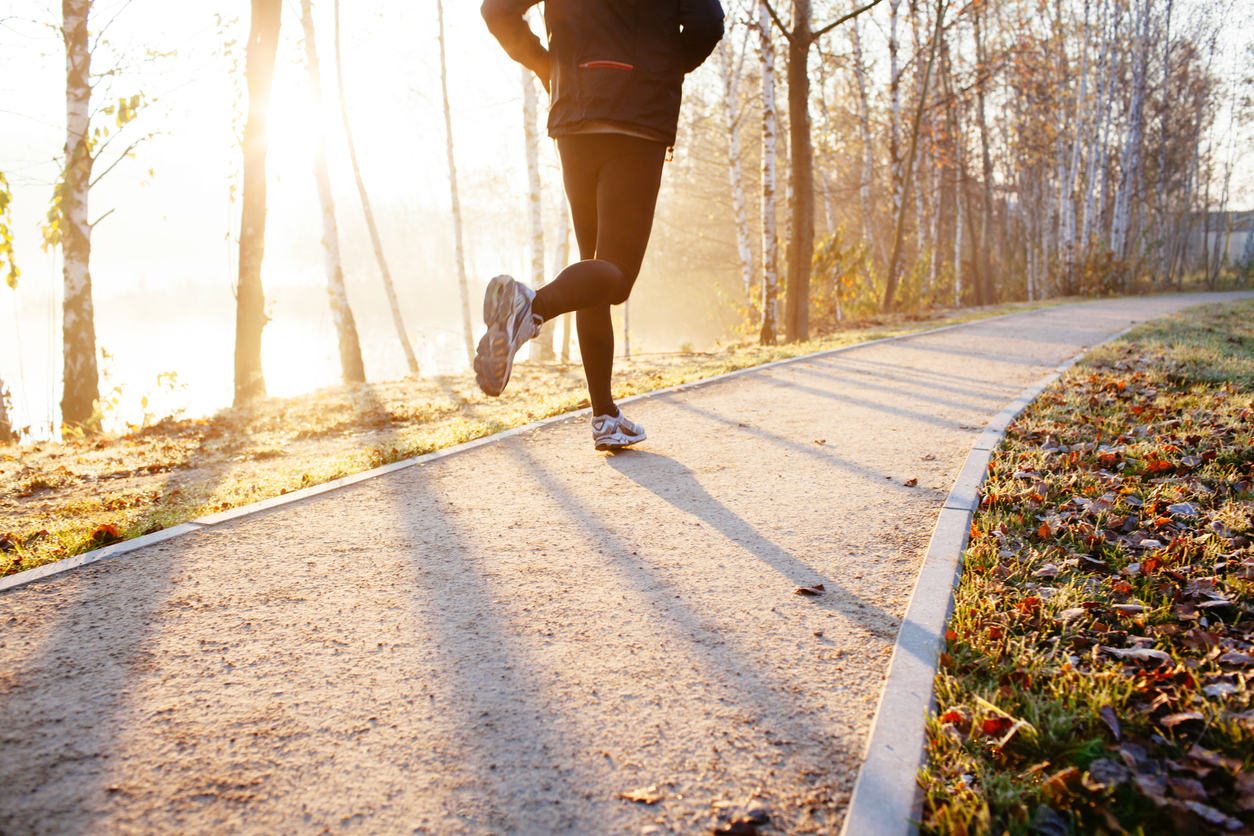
[474,274,542,397]
[592,410,647,451]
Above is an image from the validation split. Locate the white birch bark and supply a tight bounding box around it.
[302,0,365,384]
[553,194,573,363]
[60,0,99,428]
[437,0,474,366]
[850,12,880,266]
[335,0,418,376]
[1081,0,1114,247]
[1110,0,1152,259]
[888,0,904,227]
[717,37,754,306]
[1062,0,1092,263]
[522,60,553,360]
[0,373,14,443]
[757,0,779,346]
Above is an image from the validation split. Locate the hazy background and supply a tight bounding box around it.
[2,0,1250,438]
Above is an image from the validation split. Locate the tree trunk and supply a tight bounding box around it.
[783,0,814,343]
[522,60,554,360]
[888,0,903,238]
[234,0,282,406]
[1081,0,1116,248]
[301,0,365,384]
[882,0,945,311]
[335,0,418,376]
[1110,0,1151,261]
[60,0,99,428]
[717,37,754,308]
[0,373,15,444]
[757,0,780,346]
[849,12,880,268]
[974,7,995,306]
[436,0,474,366]
[554,195,573,363]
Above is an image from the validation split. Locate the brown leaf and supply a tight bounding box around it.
[1099,705,1122,740]
[794,584,826,597]
[1168,777,1209,802]
[1218,651,1254,666]
[1038,522,1052,539]
[1159,712,1204,729]
[1045,767,1082,802]
[1187,745,1242,772]
[1181,800,1243,830]
[616,785,663,804]
[905,477,918,487]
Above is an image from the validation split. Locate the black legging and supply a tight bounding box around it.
[529,133,667,417]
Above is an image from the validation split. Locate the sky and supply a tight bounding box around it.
[1,0,562,435]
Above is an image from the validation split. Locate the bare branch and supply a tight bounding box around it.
[759,0,794,42]
[812,0,888,39]
[87,207,115,228]
[89,138,146,188]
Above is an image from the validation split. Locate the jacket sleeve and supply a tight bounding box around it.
[678,0,725,73]
[481,0,551,90]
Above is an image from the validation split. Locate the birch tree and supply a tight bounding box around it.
[757,0,780,345]
[436,0,474,366]
[335,0,419,376]
[553,195,573,363]
[301,0,365,384]
[717,35,754,307]
[234,0,282,405]
[522,59,554,360]
[54,0,98,428]
[762,0,886,342]
[849,10,881,268]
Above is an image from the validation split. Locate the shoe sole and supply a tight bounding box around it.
[474,276,519,397]
[595,428,647,452]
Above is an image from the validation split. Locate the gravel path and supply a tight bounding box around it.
[2,294,1249,836]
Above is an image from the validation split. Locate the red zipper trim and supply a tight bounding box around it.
[579,60,634,70]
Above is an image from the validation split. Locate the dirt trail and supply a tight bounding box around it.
[2,294,1249,836]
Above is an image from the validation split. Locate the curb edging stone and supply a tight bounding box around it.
[838,326,1133,836]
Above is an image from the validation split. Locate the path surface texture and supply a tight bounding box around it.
[2,294,1250,836]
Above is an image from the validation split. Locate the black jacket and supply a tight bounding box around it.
[482,0,724,145]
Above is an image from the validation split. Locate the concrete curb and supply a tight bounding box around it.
[838,326,1134,836]
[1,304,1058,596]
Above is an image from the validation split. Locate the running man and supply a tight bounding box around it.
[478,0,725,451]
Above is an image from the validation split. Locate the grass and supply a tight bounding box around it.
[920,299,1254,835]
[0,298,1072,579]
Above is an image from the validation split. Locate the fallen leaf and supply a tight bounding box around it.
[1168,777,1208,802]
[1181,800,1243,830]
[1159,712,1204,729]
[1029,804,1069,836]
[1083,758,1129,791]
[1218,651,1254,666]
[1103,646,1172,665]
[794,584,826,597]
[1167,502,1199,517]
[1187,745,1243,772]
[1099,705,1122,740]
[1038,522,1052,539]
[814,439,826,445]
[1032,563,1060,578]
[982,716,1014,737]
[905,477,918,487]
[616,785,663,804]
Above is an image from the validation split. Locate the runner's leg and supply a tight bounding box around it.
[536,134,665,416]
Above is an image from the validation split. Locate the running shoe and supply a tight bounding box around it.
[474,274,543,397]
[591,410,647,451]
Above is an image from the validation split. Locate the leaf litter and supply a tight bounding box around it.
[921,301,1254,835]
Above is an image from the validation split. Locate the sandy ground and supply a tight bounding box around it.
[2,294,1250,836]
